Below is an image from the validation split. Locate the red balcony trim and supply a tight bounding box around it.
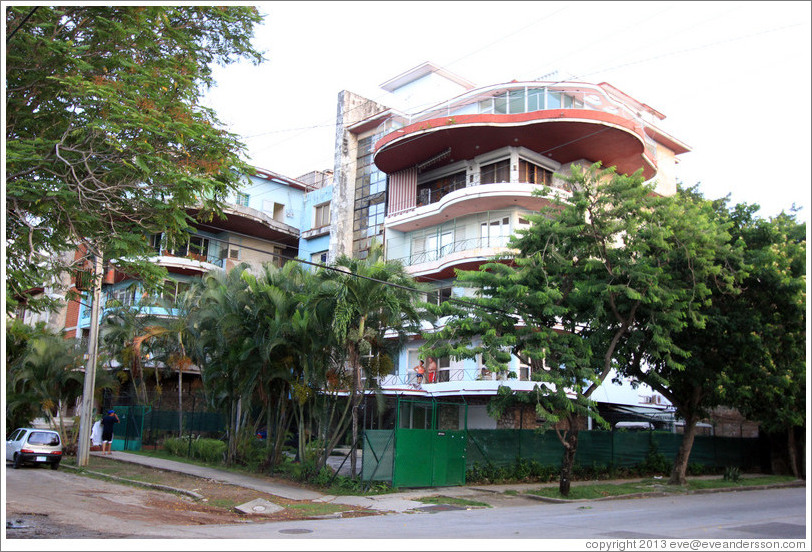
[375,109,645,154]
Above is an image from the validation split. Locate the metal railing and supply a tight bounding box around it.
[397,236,513,267]
[375,82,658,163]
[377,367,531,386]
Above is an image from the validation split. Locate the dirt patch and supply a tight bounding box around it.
[66,456,372,524]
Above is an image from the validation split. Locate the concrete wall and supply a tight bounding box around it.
[330,90,391,261]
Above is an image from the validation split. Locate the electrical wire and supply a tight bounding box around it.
[6,6,38,44]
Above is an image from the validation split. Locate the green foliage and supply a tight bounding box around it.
[6,5,263,312]
[639,440,671,475]
[5,320,87,443]
[466,460,559,484]
[723,466,741,482]
[686,463,705,476]
[194,438,227,464]
[162,436,225,463]
[163,436,191,457]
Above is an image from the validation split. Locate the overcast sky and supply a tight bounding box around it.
[203,1,811,223]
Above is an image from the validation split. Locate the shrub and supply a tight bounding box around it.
[163,436,191,457]
[639,440,671,475]
[192,438,226,463]
[686,462,706,476]
[723,466,741,482]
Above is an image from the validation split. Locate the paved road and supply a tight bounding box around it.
[5,464,808,542]
[127,486,808,540]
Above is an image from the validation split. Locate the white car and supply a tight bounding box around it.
[6,428,63,470]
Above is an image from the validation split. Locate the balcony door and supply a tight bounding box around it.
[480,216,510,248]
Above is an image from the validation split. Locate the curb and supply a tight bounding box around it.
[61,463,204,500]
[521,480,806,503]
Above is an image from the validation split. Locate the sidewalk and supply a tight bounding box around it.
[89,451,804,513]
[91,451,428,512]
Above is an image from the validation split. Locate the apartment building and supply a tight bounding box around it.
[330,62,690,429]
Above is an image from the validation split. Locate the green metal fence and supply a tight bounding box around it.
[111,405,148,451]
[111,406,225,450]
[362,427,764,488]
[465,429,764,470]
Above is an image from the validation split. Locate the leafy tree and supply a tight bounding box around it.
[8,331,84,444]
[100,294,166,405]
[318,241,424,476]
[642,201,806,479]
[425,164,736,495]
[187,264,257,464]
[728,209,806,476]
[6,320,48,431]
[5,5,263,313]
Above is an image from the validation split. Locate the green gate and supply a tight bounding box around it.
[387,396,468,488]
[111,405,149,451]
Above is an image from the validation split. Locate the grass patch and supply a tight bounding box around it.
[526,475,798,500]
[416,495,491,508]
[286,502,351,516]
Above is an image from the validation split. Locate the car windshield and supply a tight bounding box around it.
[27,432,60,446]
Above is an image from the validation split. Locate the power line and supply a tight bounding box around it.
[149,228,522,320]
[6,6,38,44]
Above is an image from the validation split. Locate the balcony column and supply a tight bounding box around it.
[509,148,520,184]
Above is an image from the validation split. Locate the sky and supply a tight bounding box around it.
[202,0,811,223]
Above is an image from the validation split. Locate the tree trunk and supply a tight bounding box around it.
[669,412,699,485]
[787,427,799,479]
[177,366,183,436]
[226,398,237,465]
[349,345,360,478]
[559,430,579,497]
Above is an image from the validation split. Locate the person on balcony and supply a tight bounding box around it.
[427,357,438,383]
[413,359,425,386]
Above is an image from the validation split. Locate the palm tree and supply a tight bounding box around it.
[11,333,85,444]
[317,241,424,476]
[187,264,259,464]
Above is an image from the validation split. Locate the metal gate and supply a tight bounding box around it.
[392,428,467,487]
[111,405,149,451]
[363,396,468,488]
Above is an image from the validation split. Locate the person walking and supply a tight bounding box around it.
[100,409,119,455]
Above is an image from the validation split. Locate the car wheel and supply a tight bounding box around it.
[50,461,59,471]
[13,454,21,469]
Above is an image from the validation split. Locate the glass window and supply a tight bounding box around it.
[27,431,60,446]
[527,88,545,111]
[509,89,525,114]
[235,192,250,207]
[314,203,330,227]
[519,159,552,185]
[353,134,386,258]
[480,216,511,247]
[547,90,562,109]
[478,98,494,114]
[494,94,507,114]
[189,236,209,258]
[311,251,328,265]
[149,233,163,253]
[480,160,510,184]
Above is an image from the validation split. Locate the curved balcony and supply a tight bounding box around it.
[376,110,654,179]
[398,238,516,280]
[373,81,676,180]
[150,252,223,276]
[186,203,299,247]
[386,182,568,232]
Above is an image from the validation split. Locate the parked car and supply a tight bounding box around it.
[6,428,63,470]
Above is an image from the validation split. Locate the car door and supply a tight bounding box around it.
[6,429,23,461]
